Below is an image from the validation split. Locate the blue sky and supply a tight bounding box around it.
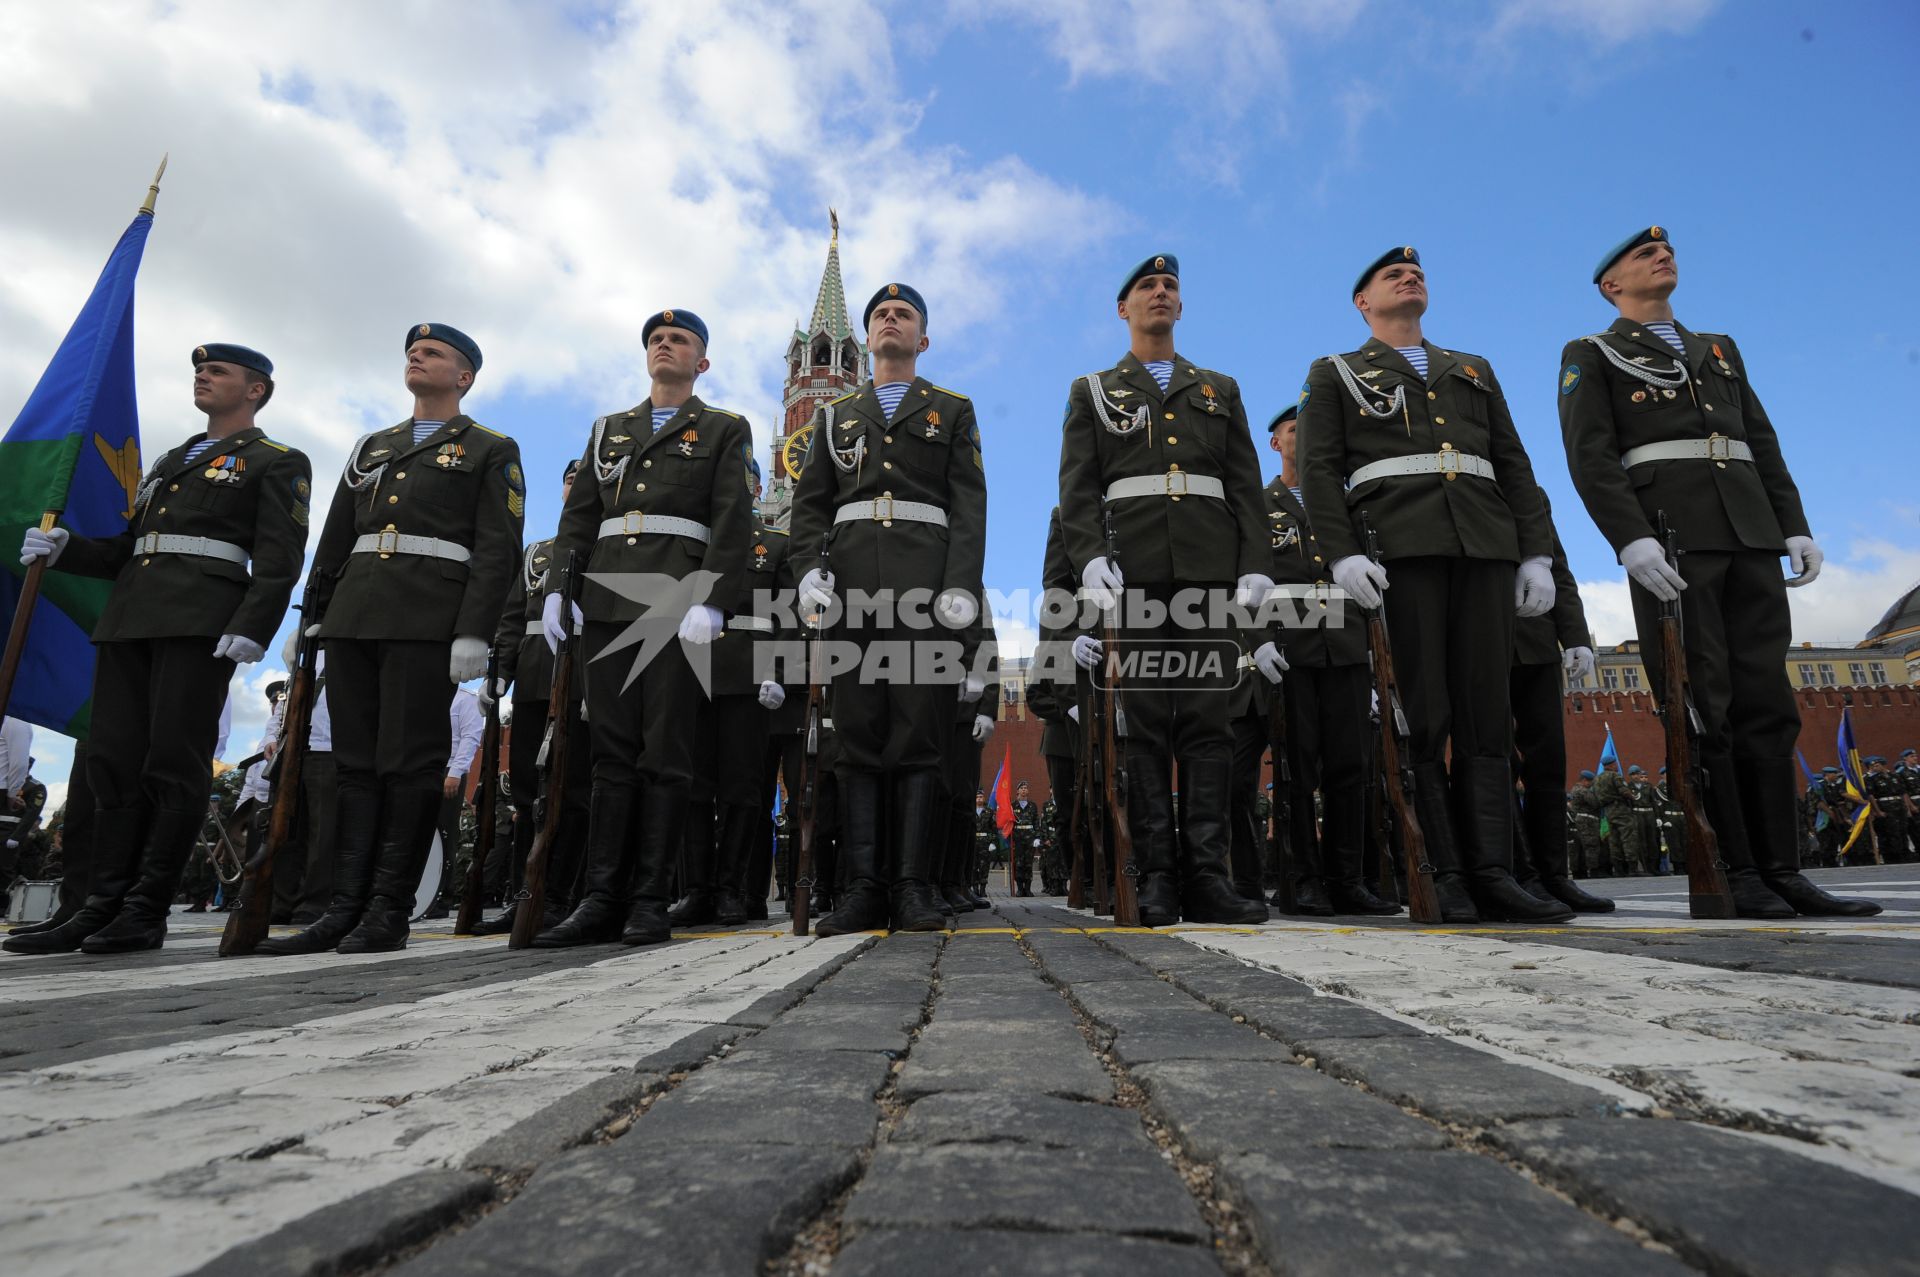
[2,0,1918,794]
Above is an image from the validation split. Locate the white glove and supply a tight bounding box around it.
[1235,573,1275,609]
[1252,640,1288,684]
[935,588,978,628]
[758,680,786,710]
[679,604,723,645]
[1330,555,1389,610]
[212,634,265,664]
[479,676,509,708]
[1081,556,1123,606]
[1784,536,1823,588]
[1071,635,1103,670]
[20,526,68,566]
[798,567,835,611]
[1514,556,1556,618]
[959,673,985,704]
[1561,646,1596,684]
[541,591,584,653]
[1619,536,1685,602]
[972,713,995,743]
[449,635,488,683]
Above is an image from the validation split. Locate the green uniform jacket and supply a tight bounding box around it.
[1512,511,1592,667]
[492,536,560,697]
[712,517,797,701]
[1298,341,1551,566]
[60,426,311,646]
[1567,786,1602,825]
[1595,768,1630,815]
[1557,319,1808,555]
[789,377,987,601]
[554,398,753,621]
[1262,478,1365,670]
[1057,353,1266,584]
[314,416,523,642]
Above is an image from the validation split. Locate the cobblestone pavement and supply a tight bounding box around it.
[1,866,1915,1276]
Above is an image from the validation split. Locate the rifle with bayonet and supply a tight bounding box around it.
[791,541,828,935]
[510,552,581,948]
[1359,513,1440,924]
[455,644,504,934]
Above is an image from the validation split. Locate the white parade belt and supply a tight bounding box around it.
[1348,451,1494,486]
[1104,471,1225,502]
[1264,582,1348,604]
[525,619,582,636]
[726,616,774,633]
[133,533,249,565]
[1621,436,1753,468]
[597,512,711,543]
[351,532,470,562]
[834,498,948,527]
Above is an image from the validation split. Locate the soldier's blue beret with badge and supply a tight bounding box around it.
[863,282,928,332]
[642,309,709,349]
[1354,246,1419,297]
[1118,253,1179,302]
[1592,225,1669,283]
[1267,404,1299,432]
[192,343,273,378]
[407,323,482,372]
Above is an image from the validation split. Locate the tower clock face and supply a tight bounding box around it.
[781,421,816,479]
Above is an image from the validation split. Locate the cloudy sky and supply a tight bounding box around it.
[3,0,1917,796]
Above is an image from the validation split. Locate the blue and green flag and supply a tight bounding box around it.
[0,208,156,739]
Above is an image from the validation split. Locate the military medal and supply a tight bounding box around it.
[679,426,700,458]
[435,442,465,469]
[1200,384,1220,413]
[924,409,941,440]
[1631,390,1647,404]
[754,543,768,570]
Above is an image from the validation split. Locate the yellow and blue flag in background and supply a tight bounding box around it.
[1836,707,1872,858]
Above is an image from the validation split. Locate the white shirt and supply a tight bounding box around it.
[216,697,232,760]
[447,689,485,778]
[0,717,31,796]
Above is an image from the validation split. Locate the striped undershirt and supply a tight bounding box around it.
[1394,345,1429,379]
[412,419,445,445]
[1143,360,1173,392]
[649,406,678,435]
[1288,485,1303,506]
[874,381,911,418]
[183,438,216,464]
[1643,320,1686,355]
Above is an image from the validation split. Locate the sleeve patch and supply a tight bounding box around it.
[1559,364,1582,396]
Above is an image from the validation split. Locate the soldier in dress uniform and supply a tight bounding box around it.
[533,310,752,948]
[260,324,522,956]
[1298,246,1570,924]
[1008,781,1041,896]
[1655,765,1683,869]
[1558,226,1878,916]
[1567,772,1606,878]
[934,620,998,912]
[973,790,998,892]
[1057,254,1269,927]
[1626,765,1660,874]
[1894,749,1920,863]
[789,282,988,935]
[8,344,310,955]
[1039,794,1063,895]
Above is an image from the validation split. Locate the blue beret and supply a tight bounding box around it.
[1579,770,1595,780]
[1822,766,1840,774]
[1904,749,1916,758]
[562,457,581,479]
[1354,246,1420,298]
[642,309,708,349]
[1868,755,1886,764]
[1118,253,1178,302]
[193,343,272,378]
[1628,764,1644,775]
[1659,765,1668,774]
[863,282,928,332]
[1593,225,1670,283]
[407,323,482,372]
[1267,404,1299,432]
[745,449,762,480]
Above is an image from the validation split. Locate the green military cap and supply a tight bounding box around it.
[1118,253,1178,301]
[1592,225,1670,283]
[863,281,928,331]
[642,308,709,348]
[192,343,273,378]
[408,322,482,372]
[1353,246,1419,297]
[1267,403,1299,432]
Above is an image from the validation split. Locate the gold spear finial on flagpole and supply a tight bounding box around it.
[139,154,169,216]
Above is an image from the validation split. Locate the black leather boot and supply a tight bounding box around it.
[1176,757,1269,924]
[1324,785,1401,916]
[623,784,686,945]
[889,769,948,931]
[5,806,146,955]
[82,809,205,953]
[338,784,442,953]
[256,784,382,955]
[1457,759,1572,923]
[1409,763,1480,923]
[815,770,890,936]
[1123,752,1179,927]
[1738,757,1880,917]
[713,803,751,925]
[535,786,633,946]
[668,797,719,926]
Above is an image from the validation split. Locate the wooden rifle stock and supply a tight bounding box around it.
[1099,611,1140,926]
[221,571,327,956]
[511,553,580,948]
[455,645,504,934]
[1653,512,1735,919]
[1359,514,1441,924]
[792,543,829,936]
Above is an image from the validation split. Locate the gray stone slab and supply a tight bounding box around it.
[1025,936,1155,984]
[723,935,876,1026]
[932,984,1068,1022]
[630,1022,745,1073]
[187,1169,494,1277]
[1297,1034,1624,1125]
[898,1018,1113,1102]
[1221,1148,1691,1276]
[1488,1117,1920,1276]
[744,1000,922,1054]
[1108,1025,1294,1066]
[1133,1059,1450,1159]
[463,1071,665,1172]
[894,1092,1151,1155]
[845,1144,1207,1241]
[633,1048,890,1148]
[834,1227,1223,1277]
[1207,994,1427,1048]
[1065,978,1212,1032]
[394,1142,862,1277]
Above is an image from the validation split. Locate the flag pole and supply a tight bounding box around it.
[0,158,165,724]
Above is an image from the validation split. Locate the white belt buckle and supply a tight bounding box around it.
[871,496,894,523]
[376,529,400,557]
[623,510,646,535]
[136,533,157,555]
[1707,433,1731,462]
[1437,449,1461,477]
[1165,470,1188,498]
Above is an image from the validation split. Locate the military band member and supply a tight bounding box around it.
[1057,255,1269,927]
[790,282,988,935]
[8,344,311,955]
[1559,226,1877,915]
[261,324,522,956]
[1299,247,1570,923]
[534,310,752,947]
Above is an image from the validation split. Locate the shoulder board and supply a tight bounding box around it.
[705,407,742,421]
[1694,331,1729,342]
[252,437,290,453]
[1582,333,1615,344]
[826,391,857,407]
[764,527,790,537]
[927,382,970,401]
[466,422,506,438]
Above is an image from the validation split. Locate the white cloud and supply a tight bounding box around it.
[1492,0,1721,47]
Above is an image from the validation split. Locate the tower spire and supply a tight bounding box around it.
[808,209,853,343]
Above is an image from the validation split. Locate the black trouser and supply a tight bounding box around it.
[290,751,338,920]
[1629,549,1795,872]
[1114,581,1234,761]
[1510,659,1567,876]
[88,637,231,817]
[942,717,984,883]
[829,623,956,773]
[56,744,94,913]
[1284,662,1371,878]
[326,638,457,801]
[500,695,590,895]
[1380,558,1515,766]
[1228,707,1270,892]
[583,621,702,793]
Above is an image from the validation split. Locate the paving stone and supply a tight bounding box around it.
[933,983,1068,1022]
[463,1071,665,1172]
[1222,995,1436,1047]
[1487,1117,1920,1276]
[1064,978,1215,1032]
[743,999,922,1053]
[845,1144,1207,1241]
[1026,936,1155,983]
[893,1092,1151,1154]
[1108,1024,1294,1066]
[1133,1059,1450,1158]
[1296,1033,1625,1125]
[834,1227,1223,1277]
[1220,1147,1691,1276]
[634,1049,891,1148]
[185,1169,494,1277]
[897,1017,1112,1102]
